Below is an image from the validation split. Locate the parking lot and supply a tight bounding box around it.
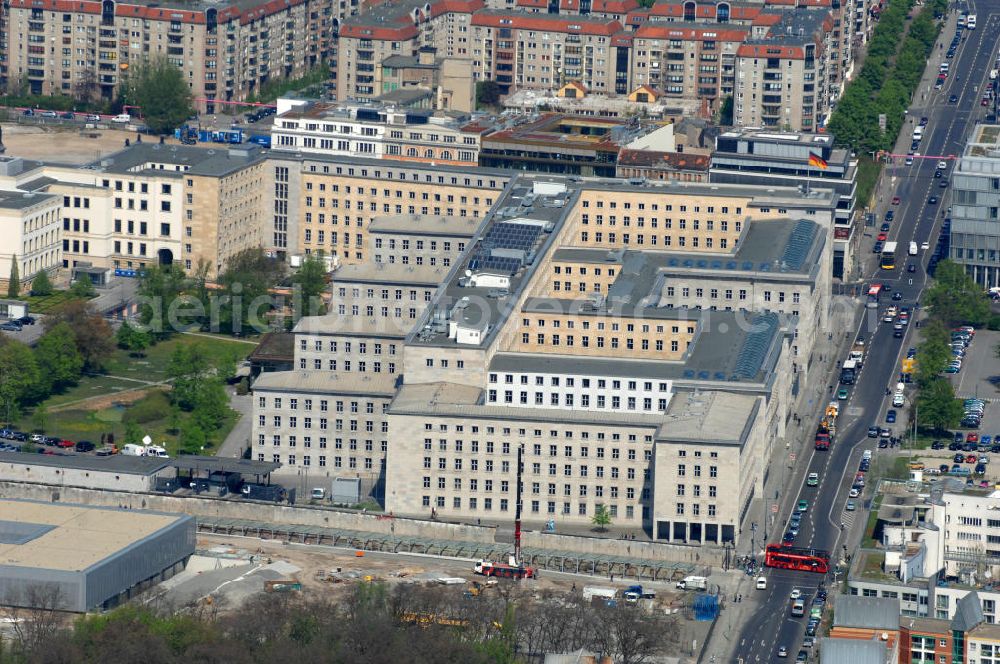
[950,328,1000,409]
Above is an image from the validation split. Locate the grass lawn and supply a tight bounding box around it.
[13,332,251,456]
[101,333,253,383]
[21,291,91,314]
[862,494,883,548]
[17,400,238,457]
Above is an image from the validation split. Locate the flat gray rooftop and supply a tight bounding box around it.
[490,309,785,386]
[0,451,171,475]
[89,143,267,178]
[0,190,56,210]
[551,218,824,280]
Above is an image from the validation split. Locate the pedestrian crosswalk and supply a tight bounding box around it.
[841,507,857,529]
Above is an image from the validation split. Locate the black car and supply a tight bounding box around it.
[935,170,943,178]
[783,531,796,544]
[892,292,903,301]
[940,464,951,473]
[965,442,979,452]
[894,329,904,338]
[908,264,916,273]
[16,316,35,326]
[885,210,895,221]
[941,179,949,188]
[949,94,959,102]
[977,463,988,474]
[956,432,966,444]
[950,441,963,450]
[955,453,966,462]
[21,109,33,116]
[868,426,879,438]
[879,439,889,448]
[931,441,944,449]
[881,223,891,232]
[42,436,60,446]
[929,196,939,204]
[74,440,95,453]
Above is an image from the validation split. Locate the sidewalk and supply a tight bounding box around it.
[735,303,861,561]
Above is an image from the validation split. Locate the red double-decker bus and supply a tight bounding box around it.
[764,544,831,574]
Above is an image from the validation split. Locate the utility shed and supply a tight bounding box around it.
[0,499,194,612]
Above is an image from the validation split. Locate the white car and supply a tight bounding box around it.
[756,576,767,589]
[938,160,948,169]
[849,488,861,498]
[921,241,930,250]
[790,589,802,600]
[111,113,131,123]
[893,393,905,407]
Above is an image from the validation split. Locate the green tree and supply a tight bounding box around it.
[916,319,952,386]
[924,260,990,327]
[124,419,143,445]
[291,253,328,320]
[30,403,47,433]
[0,340,40,423]
[116,320,151,356]
[216,248,283,335]
[476,81,501,109]
[30,269,52,296]
[70,277,95,299]
[125,56,194,135]
[717,95,734,126]
[592,504,612,532]
[916,378,964,432]
[34,322,84,393]
[136,263,189,339]
[6,255,18,298]
[42,300,114,371]
[179,419,207,455]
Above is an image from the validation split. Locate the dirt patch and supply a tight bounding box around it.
[49,385,168,413]
[1,123,183,165]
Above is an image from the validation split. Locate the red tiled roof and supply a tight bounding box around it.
[471,13,623,34]
[648,1,762,20]
[6,0,310,24]
[634,23,748,40]
[516,0,549,7]
[625,9,649,23]
[611,31,634,45]
[340,23,420,38]
[752,13,783,25]
[592,0,639,13]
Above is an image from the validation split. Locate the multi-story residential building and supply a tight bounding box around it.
[263,151,510,265]
[627,22,747,116]
[369,214,479,266]
[709,129,859,279]
[0,189,61,291]
[948,124,1000,288]
[733,9,835,132]
[382,173,836,543]
[470,10,623,95]
[3,0,334,110]
[335,0,482,102]
[270,99,485,166]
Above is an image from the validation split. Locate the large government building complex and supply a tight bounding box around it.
[252,169,837,547]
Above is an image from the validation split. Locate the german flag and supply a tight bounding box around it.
[808,151,829,170]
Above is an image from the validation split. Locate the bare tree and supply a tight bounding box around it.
[0,582,69,657]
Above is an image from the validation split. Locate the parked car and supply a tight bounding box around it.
[74,440,95,453]
[0,321,22,331]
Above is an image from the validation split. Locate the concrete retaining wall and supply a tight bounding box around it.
[0,481,721,565]
[523,531,724,566]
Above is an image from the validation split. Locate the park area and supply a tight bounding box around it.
[15,333,253,456]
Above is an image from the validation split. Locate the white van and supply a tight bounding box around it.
[121,443,145,456]
[756,576,768,590]
[111,113,131,123]
[967,14,977,29]
[912,127,924,140]
[909,241,918,256]
[145,445,169,458]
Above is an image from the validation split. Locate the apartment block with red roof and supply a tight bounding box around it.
[733,8,836,131]
[3,0,334,109]
[470,9,623,96]
[335,0,482,101]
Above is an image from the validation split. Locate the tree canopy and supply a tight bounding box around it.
[125,56,194,135]
[34,322,84,394]
[923,260,990,327]
[42,300,113,372]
